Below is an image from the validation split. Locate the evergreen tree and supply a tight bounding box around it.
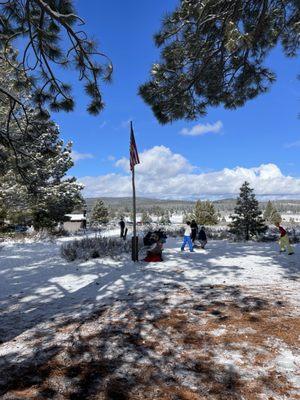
[140,0,300,123]
[0,172,33,226]
[0,124,83,230]
[91,200,109,225]
[229,182,267,240]
[192,200,218,225]
[0,50,83,230]
[159,211,171,225]
[264,201,274,221]
[264,200,281,225]
[141,211,152,225]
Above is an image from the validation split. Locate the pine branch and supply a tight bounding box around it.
[0,0,113,140]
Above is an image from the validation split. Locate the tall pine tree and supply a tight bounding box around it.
[229,182,267,240]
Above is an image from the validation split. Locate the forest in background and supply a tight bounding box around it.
[85,197,300,215]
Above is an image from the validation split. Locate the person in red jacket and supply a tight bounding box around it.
[275,222,294,255]
[144,234,163,262]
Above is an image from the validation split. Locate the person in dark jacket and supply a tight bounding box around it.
[119,217,125,239]
[198,226,207,249]
[190,220,198,242]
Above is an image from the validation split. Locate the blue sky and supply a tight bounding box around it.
[52,0,300,199]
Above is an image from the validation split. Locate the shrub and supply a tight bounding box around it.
[61,236,131,262]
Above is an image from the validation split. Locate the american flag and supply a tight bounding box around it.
[130,122,140,171]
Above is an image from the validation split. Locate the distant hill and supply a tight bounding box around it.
[85,197,195,214]
[84,197,300,215]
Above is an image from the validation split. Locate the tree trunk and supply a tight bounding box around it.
[245,225,249,241]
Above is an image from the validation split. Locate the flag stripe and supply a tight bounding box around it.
[130,123,140,171]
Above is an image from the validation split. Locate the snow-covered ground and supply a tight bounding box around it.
[281,213,300,223]
[0,237,299,399]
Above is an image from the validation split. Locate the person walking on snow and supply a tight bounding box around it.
[181,221,194,252]
[275,222,294,255]
[190,219,198,242]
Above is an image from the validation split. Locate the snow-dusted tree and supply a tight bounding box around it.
[264,201,273,221]
[159,211,171,225]
[141,211,152,225]
[0,174,32,226]
[264,200,281,225]
[229,182,267,240]
[0,121,83,230]
[140,0,300,123]
[91,200,109,225]
[192,200,218,225]
[0,50,83,230]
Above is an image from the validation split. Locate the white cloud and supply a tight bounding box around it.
[116,145,193,176]
[99,121,107,129]
[71,150,94,162]
[284,140,300,149]
[180,121,223,136]
[79,146,300,199]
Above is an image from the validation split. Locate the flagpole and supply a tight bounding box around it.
[131,121,138,261]
[132,164,138,261]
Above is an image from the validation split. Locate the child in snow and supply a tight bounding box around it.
[144,234,163,262]
[181,221,194,252]
[198,226,207,249]
[275,222,294,255]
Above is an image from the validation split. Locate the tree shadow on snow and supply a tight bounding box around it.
[1,283,290,400]
[0,239,299,345]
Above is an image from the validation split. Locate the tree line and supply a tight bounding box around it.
[89,183,284,243]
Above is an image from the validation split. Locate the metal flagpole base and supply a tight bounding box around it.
[131,236,139,262]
